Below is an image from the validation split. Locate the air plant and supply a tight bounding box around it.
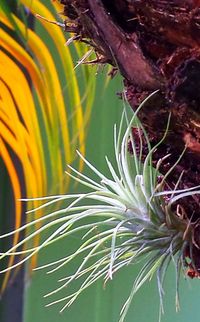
[1,94,200,321]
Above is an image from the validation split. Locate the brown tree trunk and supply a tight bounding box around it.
[60,0,200,270]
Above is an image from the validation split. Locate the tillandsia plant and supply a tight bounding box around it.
[1,94,200,321]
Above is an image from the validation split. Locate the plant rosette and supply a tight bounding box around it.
[1,93,200,321]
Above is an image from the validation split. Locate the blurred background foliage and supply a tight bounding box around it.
[1,1,200,322]
[0,0,96,291]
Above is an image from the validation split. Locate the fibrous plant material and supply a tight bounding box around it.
[59,0,200,272]
[1,95,200,321]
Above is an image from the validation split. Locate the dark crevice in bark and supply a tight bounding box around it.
[61,0,200,273]
[101,0,137,32]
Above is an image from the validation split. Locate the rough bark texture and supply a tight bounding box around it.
[60,0,200,273]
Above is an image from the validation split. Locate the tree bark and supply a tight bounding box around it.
[60,0,200,270]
